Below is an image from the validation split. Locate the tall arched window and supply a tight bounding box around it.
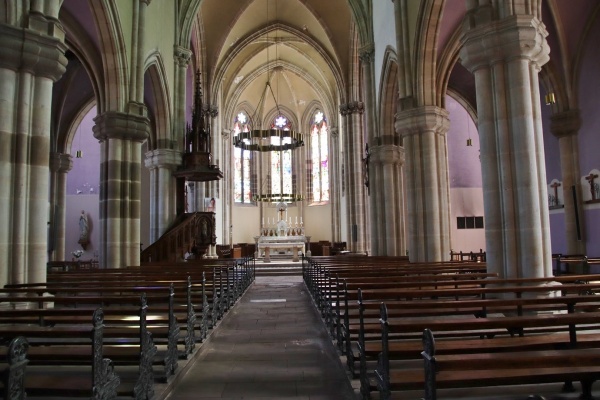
[310,110,329,203]
[270,115,293,198]
[233,111,253,203]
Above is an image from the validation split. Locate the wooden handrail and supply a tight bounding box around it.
[140,212,204,263]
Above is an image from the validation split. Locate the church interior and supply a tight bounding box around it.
[1,0,600,399]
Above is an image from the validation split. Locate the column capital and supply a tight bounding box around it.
[550,109,581,139]
[93,111,151,143]
[204,104,219,118]
[144,148,182,170]
[0,23,67,81]
[49,152,73,173]
[339,101,364,116]
[460,14,549,73]
[369,144,405,165]
[395,106,450,138]
[174,45,192,67]
[358,43,375,63]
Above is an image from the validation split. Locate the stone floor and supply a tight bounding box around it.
[163,273,599,400]
[165,275,359,400]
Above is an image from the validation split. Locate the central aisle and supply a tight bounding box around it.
[166,275,359,399]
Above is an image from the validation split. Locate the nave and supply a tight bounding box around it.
[165,274,358,399]
[164,269,600,400]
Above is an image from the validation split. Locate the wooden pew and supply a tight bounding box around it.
[0,295,168,395]
[0,309,122,399]
[375,304,600,400]
[0,336,29,400]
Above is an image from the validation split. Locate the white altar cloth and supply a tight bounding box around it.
[257,236,306,262]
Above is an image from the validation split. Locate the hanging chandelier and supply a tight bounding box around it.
[232,82,304,152]
[252,193,304,203]
[234,0,304,203]
[232,0,303,153]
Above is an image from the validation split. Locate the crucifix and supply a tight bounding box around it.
[550,181,561,206]
[585,173,598,200]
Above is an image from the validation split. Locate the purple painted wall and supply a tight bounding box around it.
[446,96,482,188]
[65,107,100,260]
[584,208,600,256]
[549,213,567,255]
[578,15,600,256]
[578,18,600,175]
[67,108,100,195]
[542,92,561,182]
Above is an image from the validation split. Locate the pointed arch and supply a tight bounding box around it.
[346,0,372,47]
[379,46,400,145]
[414,0,444,106]
[89,0,129,112]
[65,99,98,155]
[144,51,173,150]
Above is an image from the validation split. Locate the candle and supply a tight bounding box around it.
[300,217,303,224]
[262,218,264,226]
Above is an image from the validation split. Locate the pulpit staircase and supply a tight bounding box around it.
[140,212,213,263]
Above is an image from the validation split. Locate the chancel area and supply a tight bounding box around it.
[1,0,600,399]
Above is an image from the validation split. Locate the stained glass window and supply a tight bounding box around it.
[233,112,253,203]
[310,110,329,203]
[271,115,293,200]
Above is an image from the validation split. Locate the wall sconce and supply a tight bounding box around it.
[466,120,473,147]
[545,92,556,105]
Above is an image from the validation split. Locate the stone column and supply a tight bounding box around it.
[340,102,368,253]
[206,105,219,199]
[48,153,73,262]
[144,149,181,243]
[330,127,342,242]
[93,112,150,268]
[369,145,405,256]
[461,10,552,278]
[174,46,192,150]
[0,7,67,285]
[396,106,451,262]
[359,44,378,256]
[551,110,586,255]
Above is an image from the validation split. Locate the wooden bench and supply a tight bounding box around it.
[0,308,122,399]
[0,336,29,400]
[0,294,172,393]
[375,303,600,400]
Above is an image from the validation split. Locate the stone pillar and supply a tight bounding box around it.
[359,44,378,256]
[330,127,342,242]
[49,153,73,262]
[144,149,181,243]
[206,105,219,199]
[461,10,551,278]
[369,145,405,256]
[551,110,586,255]
[340,102,368,253]
[93,112,150,268]
[396,106,451,262]
[0,8,67,285]
[173,46,192,150]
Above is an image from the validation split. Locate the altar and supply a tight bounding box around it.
[256,236,306,262]
[255,201,308,262]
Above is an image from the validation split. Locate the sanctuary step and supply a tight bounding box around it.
[255,261,302,276]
